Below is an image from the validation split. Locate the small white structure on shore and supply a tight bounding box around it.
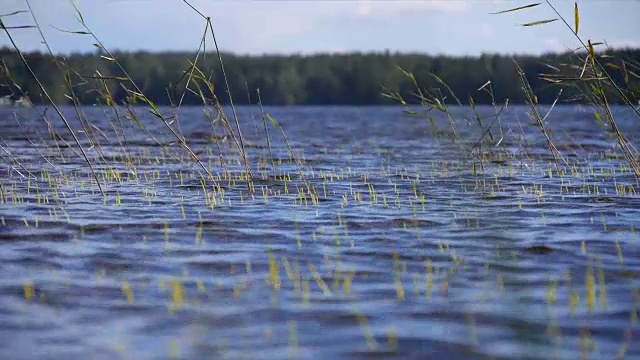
[0,94,32,107]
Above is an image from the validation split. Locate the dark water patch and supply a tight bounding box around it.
[5,255,67,271]
[522,245,555,255]
[181,254,248,271]
[0,229,72,242]
[344,217,443,230]
[84,251,170,274]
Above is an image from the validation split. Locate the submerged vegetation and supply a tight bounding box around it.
[1,1,640,359]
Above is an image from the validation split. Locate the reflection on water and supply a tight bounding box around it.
[1,105,639,359]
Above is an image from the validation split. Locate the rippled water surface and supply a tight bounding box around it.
[1,105,639,359]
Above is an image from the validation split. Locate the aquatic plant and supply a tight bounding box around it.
[383,1,640,179]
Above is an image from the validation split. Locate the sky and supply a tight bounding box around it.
[1,0,639,56]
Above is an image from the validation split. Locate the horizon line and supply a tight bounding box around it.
[2,45,639,58]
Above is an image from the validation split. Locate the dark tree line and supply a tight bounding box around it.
[1,47,639,106]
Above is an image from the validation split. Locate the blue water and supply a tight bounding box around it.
[1,104,639,359]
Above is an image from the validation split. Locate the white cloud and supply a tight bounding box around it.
[355,0,471,18]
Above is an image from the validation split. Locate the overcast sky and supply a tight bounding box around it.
[1,0,638,56]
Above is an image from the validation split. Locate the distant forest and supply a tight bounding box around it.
[1,47,639,106]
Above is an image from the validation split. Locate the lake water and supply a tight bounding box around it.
[1,104,639,359]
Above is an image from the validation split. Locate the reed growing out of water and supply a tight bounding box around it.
[1,0,258,194]
[1,0,637,186]
[383,1,640,179]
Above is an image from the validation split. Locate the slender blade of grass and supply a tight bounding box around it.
[49,25,90,34]
[468,100,508,154]
[80,75,130,81]
[587,39,596,59]
[267,113,279,128]
[256,89,275,168]
[70,0,85,24]
[477,80,491,92]
[571,42,603,52]
[0,25,35,29]
[266,113,304,179]
[0,10,29,17]
[574,2,579,35]
[430,72,462,105]
[491,3,541,14]
[521,19,558,27]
